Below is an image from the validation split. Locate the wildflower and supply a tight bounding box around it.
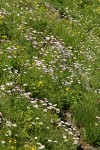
[7,90,12,93]
[14,139,17,144]
[73,140,78,145]
[46,126,50,129]
[63,135,67,139]
[33,105,39,108]
[97,7,100,11]
[1,141,5,144]
[96,116,100,120]
[6,121,12,126]
[2,35,7,39]
[35,117,39,120]
[11,146,14,149]
[54,141,58,143]
[34,137,38,140]
[31,147,36,150]
[68,131,73,135]
[37,142,41,146]
[37,81,44,87]
[48,139,52,143]
[3,68,7,71]
[7,130,12,136]
[9,139,12,143]
[0,15,3,19]
[18,25,25,30]
[30,101,36,104]
[39,122,43,125]
[12,123,17,127]
[38,145,45,149]
[14,50,17,55]
[6,82,13,86]
[65,129,69,132]
[66,87,69,91]
[73,137,79,140]
[45,37,50,41]
[32,122,35,125]
[23,83,27,86]
[64,139,68,142]
[43,109,47,112]
[95,123,98,126]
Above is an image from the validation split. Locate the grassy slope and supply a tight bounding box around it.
[0,0,100,149]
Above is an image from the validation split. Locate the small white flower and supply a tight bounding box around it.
[63,135,67,139]
[45,37,50,41]
[23,84,27,86]
[1,141,5,144]
[6,82,13,86]
[7,130,12,136]
[42,103,47,106]
[39,122,43,125]
[47,106,54,110]
[5,134,8,136]
[7,90,11,93]
[37,142,41,146]
[43,109,47,112]
[35,117,39,120]
[64,139,68,142]
[95,123,98,126]
[65,129,69,132]
[38,145,45,149]
[3,68,7,71]
[6,121,12,126]
[68,131,73,135]
[0,85,5,90]
[33,105,38,108]
[30,101,36,104]
[32,122,35,125]
[47,127,50,129]
[73,140,78,145]
[48,139,52,143]
[73,138,79,142]
[34,137,38,140]
[12,123,17,127]
[26,92,32,95]
[8,56,12,58]
[54,141,58,143]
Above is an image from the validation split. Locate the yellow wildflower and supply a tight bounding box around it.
[9,139,12,143]
[16,46,20,49]
[18,25,25,30]
[97,7,100,11]
[66,87,69,91]
[14,50,17,55]
[24,144,37,150]
[2,35,7,39]
[37,81,44,87]
[31,147,36,150]
[14,139,17,144]
[0,15,3,20]
[11,146,14,149]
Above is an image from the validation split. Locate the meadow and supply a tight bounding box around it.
[0,0,100,149]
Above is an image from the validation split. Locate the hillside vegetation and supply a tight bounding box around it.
[0,0,100,149]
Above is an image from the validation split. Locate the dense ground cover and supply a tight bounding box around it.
[0,0,100,149]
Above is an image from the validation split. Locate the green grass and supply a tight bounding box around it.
[0,0,100,149]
